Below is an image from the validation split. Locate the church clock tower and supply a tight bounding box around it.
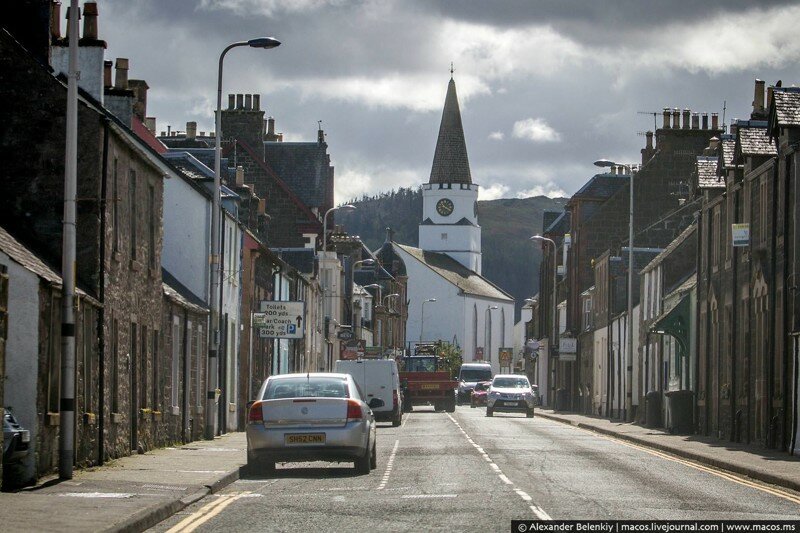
[419,73,482,274]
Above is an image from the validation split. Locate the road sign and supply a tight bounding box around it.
[340,339,366,360]
[498,347,513,364]
[559,337,577,354]
[253,301,305,339]
[337,329,354,341]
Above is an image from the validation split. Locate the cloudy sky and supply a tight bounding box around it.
[96,0,800,202]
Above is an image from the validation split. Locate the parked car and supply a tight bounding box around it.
[531,384,541,406]
[3,409,30,467]
[246,373,380,475]
[470,381,492,408]
[335,359,403,426]
[456,362,493,404]
[486,374,536,418]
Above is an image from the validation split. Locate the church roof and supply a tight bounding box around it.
[429,77,472,185]
[394,243,512,301]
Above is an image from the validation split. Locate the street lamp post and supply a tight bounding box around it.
[595,159,635,421]
[485,305,498,362]
[322,204,357,251]
[208,36,280,440]
[419,298,436,343]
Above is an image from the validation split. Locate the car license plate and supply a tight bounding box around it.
[501,401,516,406]
[421,383,439,390]
[285,433,325,445]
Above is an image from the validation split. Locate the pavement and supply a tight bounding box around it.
[1,410,799,531]
[535,408,800,493]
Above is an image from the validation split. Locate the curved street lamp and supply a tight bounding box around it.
[419,298,437,343]
[322,204,356,251]
[594,158,635,420]
[485,305,499,362]
[209,36,280,440]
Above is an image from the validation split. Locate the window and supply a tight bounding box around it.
[129,169,137,259]
[112,158,119,252]
[152,330,160,411]
[759,178,768,245]
[111,318,119,413]
[187,321,194,408]
[172,317,180,410]
[148,184,156,269]
[440,233,448,241]
[583,298,593,330]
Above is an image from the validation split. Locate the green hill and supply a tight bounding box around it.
[337,188,568,320]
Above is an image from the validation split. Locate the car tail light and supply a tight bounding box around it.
[248,401,264,424]
[346,399,363,421]
[392,390,398,409]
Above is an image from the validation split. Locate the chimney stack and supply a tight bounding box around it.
[236,165,245,186]
[114,58,129,90]
[51,1,62,40]
[82,2,98,40]
[129,79,149,120]
[103,60,113,88]
[672,108,681,129]
[144,117,156,134]
[236,93,244,109]
[682,109,691,129]
[646,131,653,150]
[701,113,708,130]
[268,117,275,135]
[709,137,720,151]
[711,113,719,130]
[662,108,671,129]
[691,112,699,130]
[730,120,739,137]
[753,79,765,116]
[244,94,252,110]
[253,94,260,111]
[228,94,235,110]
[186,121,197,140]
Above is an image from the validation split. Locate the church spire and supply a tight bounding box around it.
[429,73,472,185]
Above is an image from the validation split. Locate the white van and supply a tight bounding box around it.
[334,359,403,426]
[457,362,494,404]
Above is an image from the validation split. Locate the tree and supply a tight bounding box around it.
[437,341,463,380]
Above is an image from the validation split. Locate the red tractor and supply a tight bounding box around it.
[398,343,457,412]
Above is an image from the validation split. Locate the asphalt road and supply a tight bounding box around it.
[149,406,800,532]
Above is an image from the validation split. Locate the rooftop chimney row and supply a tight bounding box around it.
[227,93,262,111]
[660,108,720,130]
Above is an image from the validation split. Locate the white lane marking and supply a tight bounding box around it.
[59,492,135,499]
[165,491,252,533]
[446,413,551,521]
[530,505,553,520]
[377,439,400,490]
[401,494,458,499]
[402,413,409,428]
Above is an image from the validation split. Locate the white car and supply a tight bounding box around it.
[246,373,380,475]
[486,374,536,418]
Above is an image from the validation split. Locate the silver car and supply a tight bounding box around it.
[246,373,380,475]
[486,374,536,418]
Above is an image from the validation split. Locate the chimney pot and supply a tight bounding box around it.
[253,94,260,111]
[662,108,671,129]
[730,120,739,137]
[701,113,708,130]
[51,1,62,40]
[236,94,244,109]
[672,108,681,129]
[646,131,653,149]
[753,79,766,116]
[244,94,252,110]
[200,131,205,137]
[103,60,113,88]
[682,109,691,129]
[691,112,699,130]
[160,131,166,137]
[82,2,98,40]
[186,121,197,140]
[711,112,719,130]
[268,117,275,135]
[114,58,129,90]
[236,165,245,186]
[228,94,235,110]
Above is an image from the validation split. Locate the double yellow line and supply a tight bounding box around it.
[166,491,252,533]
[591,429,800,506]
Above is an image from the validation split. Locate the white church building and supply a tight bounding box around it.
[378,74,514,375]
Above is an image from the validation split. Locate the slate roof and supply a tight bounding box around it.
[641,223,697,274]
[771,88,800,126]
[429,77,472,185]
[271,248,316,275]
[394,243,512,301]
[737,121,777,157]
[161,268,208,313]
[544,211,570,235]
[719,134,739,170]
[622,248,664,272]
[0,225,94,301]
[696,156,723,189]
[571,173,629,201]
[263,142,331,207]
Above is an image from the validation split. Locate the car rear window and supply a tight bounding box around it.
[263,377,350,399]
[493,377,529,389]
[460,368,492,382]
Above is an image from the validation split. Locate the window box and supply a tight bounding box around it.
[45,412,60,427]
[151,410,162,421]
[83,412,96,425]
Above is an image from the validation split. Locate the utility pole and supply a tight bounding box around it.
[59,0,79,480]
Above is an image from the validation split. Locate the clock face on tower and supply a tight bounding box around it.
[436,198,455,216]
